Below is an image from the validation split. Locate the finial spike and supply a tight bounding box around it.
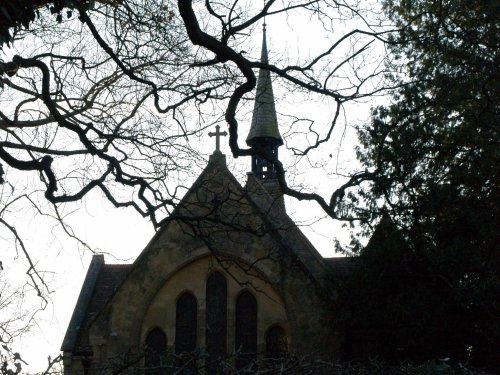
[260,21,269,64]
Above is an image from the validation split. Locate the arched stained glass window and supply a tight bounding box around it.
[205,272,227,374]
[266,325,288,359]
[175,292,197,355]
[235,291,257,372]
[145,328,167,375]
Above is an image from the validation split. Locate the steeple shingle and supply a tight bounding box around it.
[246,25,283,146]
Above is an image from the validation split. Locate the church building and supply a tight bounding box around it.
[61,27,349,374]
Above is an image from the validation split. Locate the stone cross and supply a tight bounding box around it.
[208,125,228,153]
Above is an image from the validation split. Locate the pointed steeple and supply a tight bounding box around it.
[246,24,283,182]
[246,23,283,146]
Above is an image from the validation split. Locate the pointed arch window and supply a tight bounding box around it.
[266,325,288,359]
[144,328,167,375]
[205,272,227,374]
[235,291,257,371]
[175,292,197,355]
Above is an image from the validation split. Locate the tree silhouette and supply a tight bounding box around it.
[346,0,499,371]
[0,0,394,284]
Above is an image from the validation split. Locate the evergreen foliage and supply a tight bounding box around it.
[347,0,499,371]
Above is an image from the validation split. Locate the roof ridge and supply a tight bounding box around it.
[61,254,104,352]
[102,263,132,268]
[245,174,329,287]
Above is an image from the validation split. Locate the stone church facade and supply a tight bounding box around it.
[61,28,349,375]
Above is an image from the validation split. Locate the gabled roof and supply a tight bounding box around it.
[61,256,131,353]
[61,152,336,354]
[246,25,283,146]
[61,153,245,354]
[245,174,330,287]
[362,214,410,258]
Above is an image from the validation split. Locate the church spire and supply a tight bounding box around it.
[246,23,283,181]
